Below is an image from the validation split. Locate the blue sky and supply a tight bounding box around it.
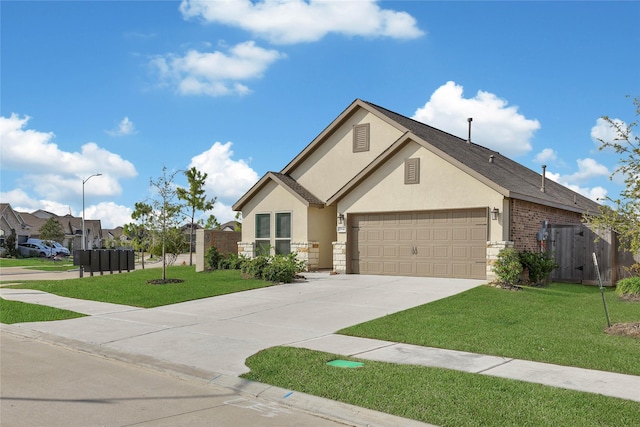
[1,0,638,229]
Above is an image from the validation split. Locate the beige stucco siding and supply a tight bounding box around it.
[336,142,505,242]
[241,181,309,246]
[291,109,404,201]
[308,205,337,269]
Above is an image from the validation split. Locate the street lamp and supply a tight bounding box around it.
[82,173,102,250]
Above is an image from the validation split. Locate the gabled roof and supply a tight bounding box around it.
[233,171,324,211]
[358,101,601,214]
[234,99,601,215]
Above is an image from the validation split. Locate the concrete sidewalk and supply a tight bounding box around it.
[2,270,639,406]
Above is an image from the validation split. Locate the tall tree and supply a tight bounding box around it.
[130,202,153,269]
[39,217,66,246]
[584,96,640,266]
[177,167,216,266]
[148,167,185,281]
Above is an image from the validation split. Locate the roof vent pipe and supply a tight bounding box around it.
[467,118,473,143]
[489,155,494,163]
[541,165,546,193]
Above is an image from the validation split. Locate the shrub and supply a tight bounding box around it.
[205,246,222,270]
[218,253,247,270]
[616,276,640,298]
[241,252,306,283]
[261,253,306,283]
[493,248,523,286]
[241,255,270,279]
[519,250,559,285]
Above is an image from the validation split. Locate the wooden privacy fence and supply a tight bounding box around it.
[546,224,635,286]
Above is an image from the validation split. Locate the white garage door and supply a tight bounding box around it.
[349,209,487,279]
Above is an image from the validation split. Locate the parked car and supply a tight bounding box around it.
[26,238,70,257]
[18,242,54,258]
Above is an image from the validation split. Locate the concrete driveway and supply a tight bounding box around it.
[2,272,485,377]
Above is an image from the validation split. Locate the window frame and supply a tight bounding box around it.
[255,213,271,255]
[274,211,292,255]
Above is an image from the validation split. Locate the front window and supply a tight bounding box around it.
[255,213,270,255]
[275,212,291,255]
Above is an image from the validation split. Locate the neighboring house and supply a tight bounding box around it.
[233,99,601,280]
[0,203,29,246]
[219,221,240,232]
[0,204,102,252]
[102,226,132,249]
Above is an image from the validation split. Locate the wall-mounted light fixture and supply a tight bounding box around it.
[338,213,345,225]
[491,207,500,220]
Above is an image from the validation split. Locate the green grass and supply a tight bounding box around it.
[243,347,640,427]
[4,266,273,308]
[0,297,86,324]
[0,257,74,270]
[338,283,640,375]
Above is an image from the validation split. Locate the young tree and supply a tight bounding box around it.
[39,217,66,246]
[129,202,153,269]
[148,167,185,281]
[584,96,640,263]
[177,167,216,266]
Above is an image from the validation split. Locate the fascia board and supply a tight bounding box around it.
[509,192,600,215]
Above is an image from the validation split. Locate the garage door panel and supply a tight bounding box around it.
[350,209,487,279]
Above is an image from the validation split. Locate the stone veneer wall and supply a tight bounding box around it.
[291,242,319,271]
[510,199,583,252]
[332,241,347,274]
[236,241,319,272]
[486,240,514,282]
[237,242,254,260]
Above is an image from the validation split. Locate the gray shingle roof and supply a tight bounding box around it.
[270,172,324,206]
[363,101,601,214]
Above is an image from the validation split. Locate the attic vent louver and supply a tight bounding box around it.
[467,118,473,143]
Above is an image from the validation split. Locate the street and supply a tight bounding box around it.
[0,332,347,427]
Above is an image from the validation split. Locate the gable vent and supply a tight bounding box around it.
[405,158,420,184]
[353,123,370,153]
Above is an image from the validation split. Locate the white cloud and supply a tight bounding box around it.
[106,116,136,136]
[412,81,541,158]
[179,0,424,44]
[534,148,557,164]
[0,113,137,205]
[86,202,133,229]
[152,41,284,97]
[591,117,627,145]
[188,141,260,202]
[565,158,610,183]
[545,160,610,202]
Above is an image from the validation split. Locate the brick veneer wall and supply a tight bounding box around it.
[510,199,583,252]
[196,229,241,272]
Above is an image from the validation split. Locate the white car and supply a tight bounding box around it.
[18,242,54,258]
[26,238,70,257]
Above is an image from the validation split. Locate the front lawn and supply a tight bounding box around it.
[243,347,640,427]
[0,257,74,270]
[4,266,272,308]
[338,283,640,375]
[0,298,86,324]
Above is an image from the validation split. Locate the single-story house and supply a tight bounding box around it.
[233,99,601,280]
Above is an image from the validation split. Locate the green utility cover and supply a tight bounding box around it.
[326,359,364,368]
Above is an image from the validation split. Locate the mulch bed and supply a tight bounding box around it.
[146,279,185,285]
[605,322,640,338]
